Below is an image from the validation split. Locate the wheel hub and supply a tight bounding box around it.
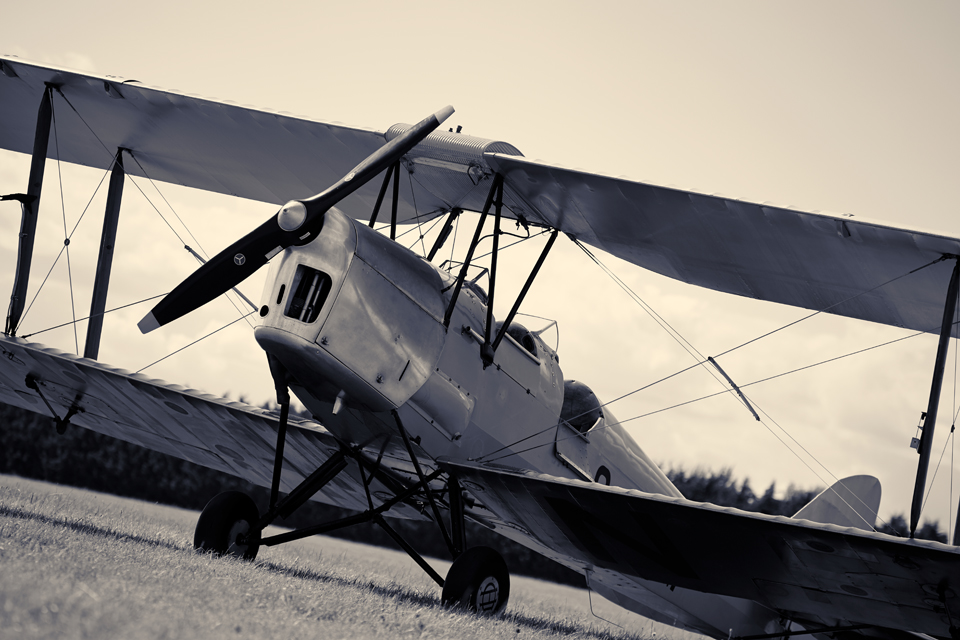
[226,520,251,556]
[476,576,500,612]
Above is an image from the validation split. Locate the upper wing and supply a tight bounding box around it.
[487,154,960,336]
[0,335,428,520]
[447,460,960,637]
[5,56,960,335]
[0,56,448,222]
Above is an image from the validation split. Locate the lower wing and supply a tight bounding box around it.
[446,460,960,638]
[0,336,428,521]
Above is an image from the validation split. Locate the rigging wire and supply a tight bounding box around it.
[377,209,445,245]
[572,238,755,416]
[15,166,111,334]
[118,165,257,329]
[750,396,889,531]
[923,427,953,517]
[477,301,945,531]
[481,325,929,464]
[19,293,168,339]
[713,255,948,360]
[126,152,210,259]
[405,168,428,257]
[476,245,949,512]
[50,97,80,354]
[917,281,960,530]
[135,310,257,374]
[52,89,256,329]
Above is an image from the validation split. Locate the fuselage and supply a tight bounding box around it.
[252,207,675,493]
[252,207,783,638]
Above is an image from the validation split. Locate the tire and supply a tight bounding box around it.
[194,491,260,560]
[441,546,510,614]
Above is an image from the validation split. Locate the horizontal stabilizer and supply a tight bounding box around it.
[792,475,881,531]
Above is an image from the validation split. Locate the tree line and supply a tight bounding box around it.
[0,402,948,589]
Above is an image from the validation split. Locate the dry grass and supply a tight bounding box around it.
[0,475,691,640]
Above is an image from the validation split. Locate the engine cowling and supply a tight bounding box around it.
[254,207,446,412]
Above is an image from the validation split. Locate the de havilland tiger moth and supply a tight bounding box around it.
[2,56,960,640]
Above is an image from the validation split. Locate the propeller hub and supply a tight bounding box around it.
[277,200,308,232]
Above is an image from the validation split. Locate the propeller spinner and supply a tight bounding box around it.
[139,106,454,334]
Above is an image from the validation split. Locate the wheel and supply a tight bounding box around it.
[194,491,260,560]
[441,546,510,614]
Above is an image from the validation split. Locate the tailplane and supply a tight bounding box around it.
[792,475,881,531]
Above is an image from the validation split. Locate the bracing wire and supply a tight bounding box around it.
[713,255,948,360]
[118,161,256,329]
[50,97,80,354]
[750,397,889,531]
[479,325,929,464]
[923,429,953,516]
[572,238,755,417]
[449,208,459,265]
[126,152,210,259]
[476,249,944,519]
[135,310,257,374]
[52,88,256,330]
[405,168,428,258]
[15,166,111,334]
[20,293,168,339]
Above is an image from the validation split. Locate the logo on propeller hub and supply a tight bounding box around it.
[234,253,246,266]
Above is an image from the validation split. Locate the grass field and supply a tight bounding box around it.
[0,475,699,639]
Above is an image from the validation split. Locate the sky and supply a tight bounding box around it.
[1,0,960,532]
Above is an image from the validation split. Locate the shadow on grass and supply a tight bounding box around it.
[255,558,637,639]
[0,503,188,552]
[2,502,637,639]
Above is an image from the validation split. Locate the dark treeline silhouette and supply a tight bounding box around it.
[1,402,948,588]
[668,467,819,516]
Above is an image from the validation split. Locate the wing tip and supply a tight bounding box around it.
[138,312,160,334]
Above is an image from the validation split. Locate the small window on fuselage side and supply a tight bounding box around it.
[284,265,332,324]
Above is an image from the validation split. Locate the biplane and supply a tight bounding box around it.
[2,56,960,640]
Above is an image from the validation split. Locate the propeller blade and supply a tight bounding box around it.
[138,106,454,334]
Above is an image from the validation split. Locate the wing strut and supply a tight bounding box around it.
[5,85,53,336]
[911,256,960,537]
[367,161,403,241]
[481,176,505,367]
[490,228,559,355]
[442,174,503,329]
[426,208,461,262]
[83,148,126,360]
